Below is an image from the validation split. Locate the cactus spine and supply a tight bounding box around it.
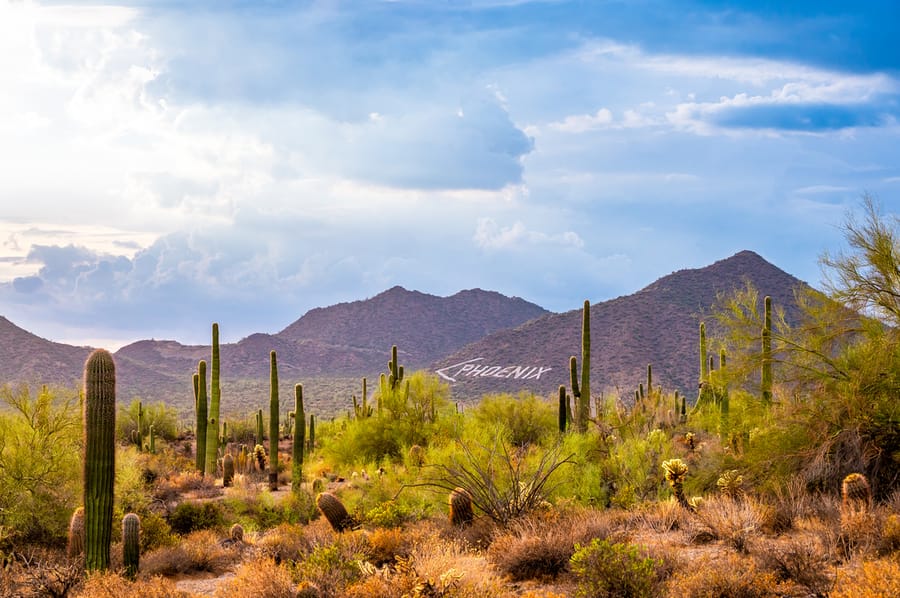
[122,513,140,580]
[83,349,116,571]
[268,350,279,490]
[205,323,221,477]
[761,295,773,404]
[292,383,305,493]
[195,361,208,475]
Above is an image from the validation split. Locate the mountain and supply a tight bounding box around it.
[431,250,809,401]
[0,316,90,388]
[0,251,807,416]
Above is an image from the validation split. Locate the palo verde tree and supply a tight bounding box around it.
[714,195,900,495]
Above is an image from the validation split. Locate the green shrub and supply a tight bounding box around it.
[167,501,225,535]
[570,538,662,598]
[472,392,556,447]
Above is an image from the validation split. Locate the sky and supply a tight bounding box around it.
[1,0,899,350]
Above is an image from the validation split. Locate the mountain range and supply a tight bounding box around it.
[0,250,808,418]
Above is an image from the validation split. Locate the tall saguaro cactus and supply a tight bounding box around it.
[572,299,591,433]
[761,295,773,404]
[122,513,140,580]
[195,361,208,475]
[292,383,305,493]
[388,345,404,390]
[206,322,222,477]
[268,350,280,491]
[83,349,116,572]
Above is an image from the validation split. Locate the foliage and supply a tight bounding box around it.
[0,384,81,546]
[570,538,662,598]
[420,432,575,525]
[167,501,225,535]
[471,392,556,447]
[117,399,178,443]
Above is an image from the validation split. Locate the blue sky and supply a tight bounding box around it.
[1,0,899,349]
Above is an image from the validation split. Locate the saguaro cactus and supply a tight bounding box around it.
[292,383,305,493]
[122,513,140,580]
[136,400,143,452]
[558,385,567,433]
[256,408,264,447]
[268,350,280,491]
[761,295,773,404]
[223,453,234,487]
[195,361,208,475]
[388,345,404,390]
[67,507,85,558]
[308,414,316,453]
[83,349,116,572]
[206,323,222,477]
[574,300,591,433]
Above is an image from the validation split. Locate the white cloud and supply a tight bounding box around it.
[473,218,584,250]
[548,108,613,133]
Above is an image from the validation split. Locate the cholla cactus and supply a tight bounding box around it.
[254,444,267,472]
[662,459,690,509]
[449,487,475,527]
[716,470,745,500]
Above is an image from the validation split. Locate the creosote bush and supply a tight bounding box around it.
[570,538,663,598]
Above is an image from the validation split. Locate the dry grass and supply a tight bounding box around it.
[141,529,236,576]
[255,522,313,563]
[665,553,785,598]
[691,495,767,553]
[213,557,295,598]
[74,571,190,598]
[831,558,900,598]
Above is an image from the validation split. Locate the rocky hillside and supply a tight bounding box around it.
[432,250,809,402]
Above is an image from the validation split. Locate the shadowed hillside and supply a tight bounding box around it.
[0,316,90,388]
[432,250,809,402]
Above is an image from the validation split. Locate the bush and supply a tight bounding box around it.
[472,392,556,447]
[167,501,225,535]
[665,553,782,597]
[570,538,662,598]
[832,558,900,598]
[214,557,295,598]
[75,571,190,598]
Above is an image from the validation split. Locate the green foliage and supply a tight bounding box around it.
[471,391,556,447]
[117,399,178,443]
[167,501,225,535]
[0,384,81,546]
[570,538,662,598]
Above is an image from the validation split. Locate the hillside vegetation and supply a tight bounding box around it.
[1,198,899,597]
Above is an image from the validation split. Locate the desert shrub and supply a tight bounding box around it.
[364,500,411,529]
[488,509,615,582]
[115,447,153,516]
[665,554,783,597]
[635,498,684,533]
[167,500,225,535]
[138,511,177,552]
[831,558,900,597]
[755,535,835,596]
[471,392,556,447]
[366,527,413,567]
[142,529,234,576]
[117,399,179,444]
[292,538,368,597]
[404,538,510,597]
[0,547,83,598]
[0,384,81,546]
[214,557,295,598]
[692,495,766,553]
[256,522,313,564]
[75,571,190,598]
[880,513,900,554]
[570,538,663,598]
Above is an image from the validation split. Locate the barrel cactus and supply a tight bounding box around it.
[83,349,116,571]
[223,453,235,488]
[449,487,474,527]
[842,472,872,516]
[67,506,85,559]
[316,492,356,532]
